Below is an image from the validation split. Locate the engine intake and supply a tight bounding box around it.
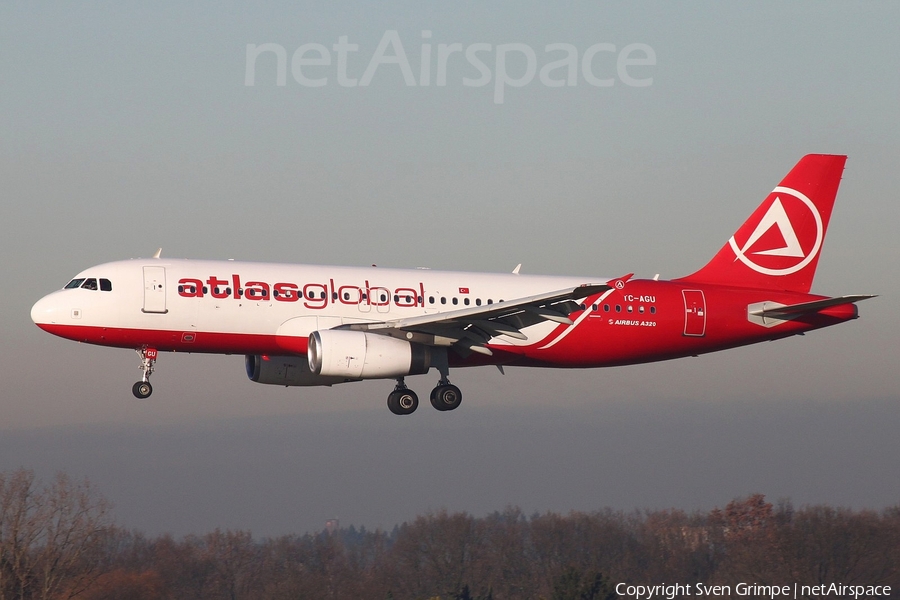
[308,329,431,379]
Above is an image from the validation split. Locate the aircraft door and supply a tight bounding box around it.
[682,289,706,336]
[142,266,168,314]
[370,287,391,314]
[357,290,371,313]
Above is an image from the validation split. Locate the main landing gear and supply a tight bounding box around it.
[387,378,419,416]
[430,379,462,412]
[385,376,463,415]
[132,347,157,399]
[384,350,463,415]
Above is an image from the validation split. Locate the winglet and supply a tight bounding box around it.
[607,273,634,290]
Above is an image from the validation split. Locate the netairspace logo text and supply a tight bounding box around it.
[244,30,656,104]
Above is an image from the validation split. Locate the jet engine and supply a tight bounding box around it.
[245,354,355,387]
[308,329,432,379]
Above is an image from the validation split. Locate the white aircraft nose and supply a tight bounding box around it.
[31,292,61,326]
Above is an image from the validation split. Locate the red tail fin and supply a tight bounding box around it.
[678,154,847,293]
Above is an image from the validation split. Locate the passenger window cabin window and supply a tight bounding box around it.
[81,278,98,291]
[650,306,656,314]
[464,298,470,306]
[452,298,458,305]
[429,296,435,304]
[441,297,446,305]
[604,304,610,312]
[65,279,85,289]
[476,298,482,306]
[99,279,112,291]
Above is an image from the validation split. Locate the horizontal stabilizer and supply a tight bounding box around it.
[750,295,876,319]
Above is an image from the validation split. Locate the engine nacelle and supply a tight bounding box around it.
[308,329,432,379]
[245,354,356,387]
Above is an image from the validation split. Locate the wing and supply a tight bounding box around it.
[341,282,615,356]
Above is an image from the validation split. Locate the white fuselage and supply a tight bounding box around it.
[31,258,608,356]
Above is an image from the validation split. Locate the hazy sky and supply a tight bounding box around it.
[2,2,898,537]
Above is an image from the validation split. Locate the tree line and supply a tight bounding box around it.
[1,468,898,599]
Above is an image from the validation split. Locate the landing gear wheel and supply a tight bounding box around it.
[132,381,153,399]
[387,389,419,416]
[430,384,462,411]
[133,347,158,399]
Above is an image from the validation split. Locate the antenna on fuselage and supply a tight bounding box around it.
[512,264,522,274]
[153,248,162,259]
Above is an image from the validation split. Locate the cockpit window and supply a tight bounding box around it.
[99,278,112,292]
[65,278,85,289]
[81,278,98,291]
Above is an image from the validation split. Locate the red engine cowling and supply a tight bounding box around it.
[308,330,432,379]
[245,354,355,387]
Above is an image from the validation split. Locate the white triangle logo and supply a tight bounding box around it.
[739,197,805,258]
[728,186,823,277]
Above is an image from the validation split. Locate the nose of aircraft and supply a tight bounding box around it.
[31,292,61,328]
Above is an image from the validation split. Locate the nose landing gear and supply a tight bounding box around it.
[132,347,157,399]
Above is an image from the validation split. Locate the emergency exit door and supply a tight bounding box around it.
[682,289,706,337]
[142,266,168,314]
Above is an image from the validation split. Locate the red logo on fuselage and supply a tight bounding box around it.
[176,275,426,310]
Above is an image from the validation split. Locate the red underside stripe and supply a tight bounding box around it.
[37,323,297,355]
[34,323,530,367]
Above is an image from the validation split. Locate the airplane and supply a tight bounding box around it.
[31,154,874,415]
